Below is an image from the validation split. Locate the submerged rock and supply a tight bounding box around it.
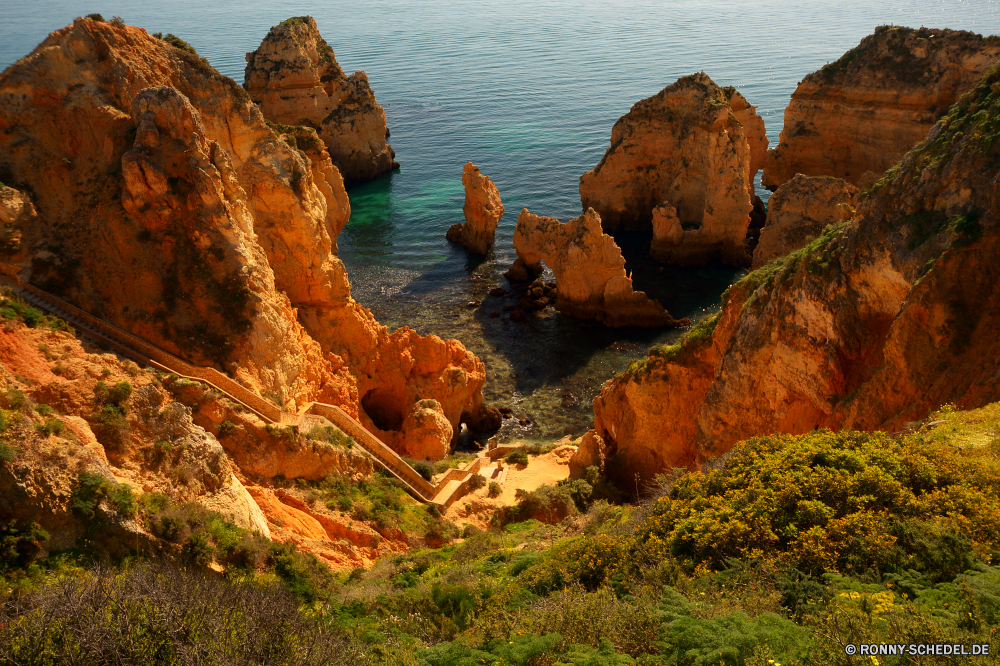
[244,16,398,181]
[762,26,1000,189]
[446,162,504,254]
[509,208,689,328]
[752,175,858,268]
[579,72,767,266]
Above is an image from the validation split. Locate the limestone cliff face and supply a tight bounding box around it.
[509,208,689,328]
[595,63,1000,486]
[752,175,858,268]
[579,73,767,266]
[244,16,397,181]
[0,18,488,458]
[446,163,504,255]
[762,26,1000,190]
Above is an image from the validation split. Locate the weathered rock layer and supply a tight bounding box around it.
[579,73,767,265]
[244,16,397,181]
[762,26,1000,189]
[446,163,504,255]
[595,62,1000,486]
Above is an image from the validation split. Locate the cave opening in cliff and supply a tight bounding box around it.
[361,388,405,432]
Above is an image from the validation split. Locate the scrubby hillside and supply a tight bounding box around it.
[3,401,999,664]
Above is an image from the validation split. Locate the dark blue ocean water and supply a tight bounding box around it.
[4,1,1000,441]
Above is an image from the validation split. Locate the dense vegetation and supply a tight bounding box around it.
[1,404,999,664]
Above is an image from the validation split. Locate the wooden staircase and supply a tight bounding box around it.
[0,263,486,509]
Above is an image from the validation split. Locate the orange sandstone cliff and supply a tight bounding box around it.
[0,18,491,460]
[594,63,1000,486]
[762,26,1000,190]
[446,163,504,255]
[244,16,398,182]
[508,208,689,328]
[579,73,767,266]
[751,175,858,268]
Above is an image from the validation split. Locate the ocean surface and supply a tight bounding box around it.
[4,1,1000,443]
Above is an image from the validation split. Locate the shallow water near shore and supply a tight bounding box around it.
[5,0,1000,443]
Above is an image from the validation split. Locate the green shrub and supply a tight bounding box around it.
[505,447,529,466]
[304,425,353,447]
[2,386,28,411]
[468,473,487,490]
[110,15,125,27]
[71,471,137,520]
[217,420,236,438]
[35,418,64,437]
[635,429,1000,578]
[417,633,560,666]
[85,13,104,21]
[653,587,814,666]
[0,520,49,570]
[34,404,54,417]
[108,381,132,406]
[413,460,433,481]
[0,442,16,463]
[89,403,129,448]
[488,481,502,498]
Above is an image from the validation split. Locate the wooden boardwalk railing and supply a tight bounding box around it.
[0,264,486,508]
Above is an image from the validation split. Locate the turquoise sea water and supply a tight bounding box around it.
[4,1,1000,442]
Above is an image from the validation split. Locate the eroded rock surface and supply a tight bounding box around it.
[510,208,688,328]
[244,16,397,181]
[579,72,767,265]
[0,18,489,459]
[446,163,504,255]
[762,26,1000,189]
[752,175,858,268]
[595,62,1000,486]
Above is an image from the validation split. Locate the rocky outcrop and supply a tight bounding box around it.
[509,208,688,328]
[244,16,397,181]
[567,431,606,480]
[595,62,1000,487]
[751,175,858,268]
[446,163,504,255]
[0,185,34,262]
[398,399,453,461]
[0,18,489,459]
[579,73,767,265]
[762,26,1000,190]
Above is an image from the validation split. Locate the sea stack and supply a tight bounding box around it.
[244,16,398,181]
[762,26,1000,189]
[579,72,767,266]
[508,207,689,328]
[446,163,504,255]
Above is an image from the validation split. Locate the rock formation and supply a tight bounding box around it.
[446,163,504,254]
[244,16,397,181]
[0,185,34,262]
[594,62,1000,486]
[762,26,1000,190]
[579,73,767,265]
[567,430,607,480]
[509,208,689,328]
[751,175,858,268]
[0,18,491,460]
